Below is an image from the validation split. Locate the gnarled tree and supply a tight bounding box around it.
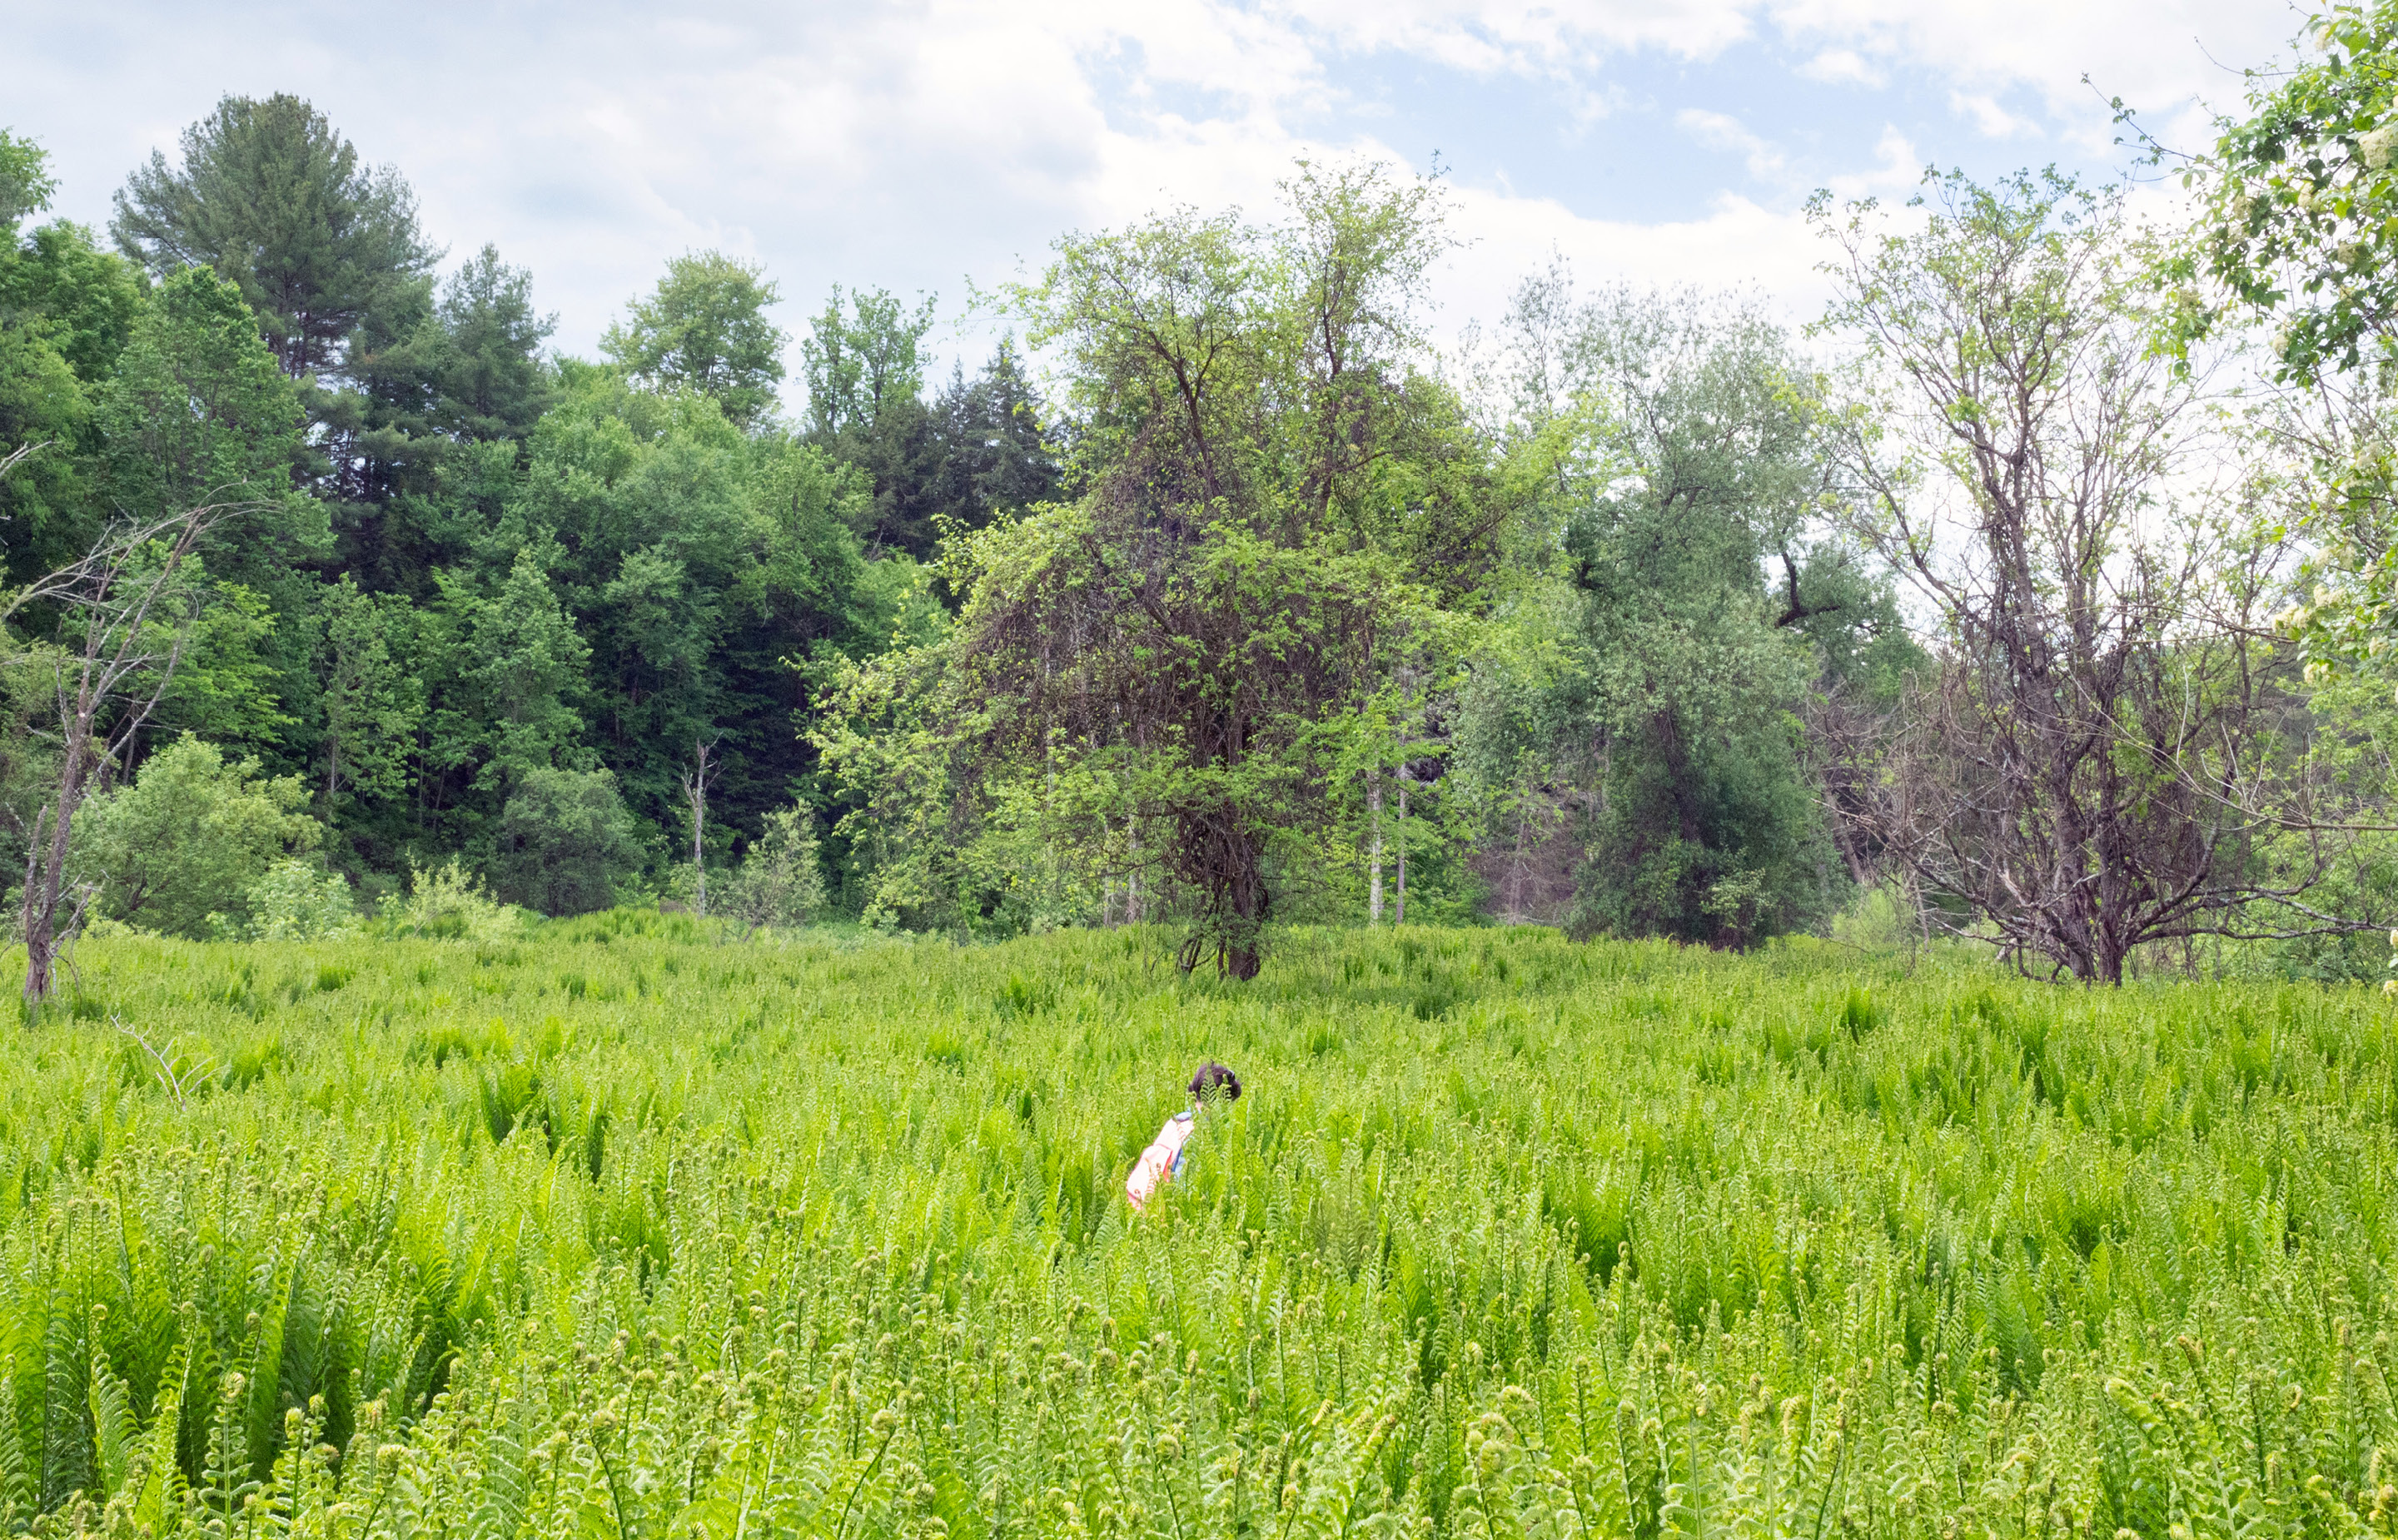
[822,163,1500,976]
[1816,172,2313,982]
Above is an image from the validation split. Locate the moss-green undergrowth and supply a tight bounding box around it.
[2,918,2396,1536]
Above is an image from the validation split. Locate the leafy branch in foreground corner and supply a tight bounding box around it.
[2165,0,2398,385]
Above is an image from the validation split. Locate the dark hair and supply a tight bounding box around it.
[1189,1061,1241,1101]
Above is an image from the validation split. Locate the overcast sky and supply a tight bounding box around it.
[7,0,2305,380]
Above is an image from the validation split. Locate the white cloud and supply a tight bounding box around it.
[1437,184,1833,325]
[1798,47,1883,87]
[1675,108,1790,181]
[6,0,2271,385]
[1275,0,1761,75]
[1823,127,1928,201]
[1277,0,2285,134]
[1948,90,2041,141]
[1773,0,2284,157]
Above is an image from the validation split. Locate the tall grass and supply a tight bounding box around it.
[1,917,2394,1535]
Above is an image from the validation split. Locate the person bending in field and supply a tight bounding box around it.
[1126,1061,1241,1211]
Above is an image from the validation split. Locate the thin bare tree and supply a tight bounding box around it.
[679,736,722,918]
[1815,172,2325,982]
[0,480,251,1002]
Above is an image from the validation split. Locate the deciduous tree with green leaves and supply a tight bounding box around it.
[315,574,421,813]
[491,764,645,915]
[73,733,317,938]
[823,162,1500,975]
[1460,276,1856,946]
[603,252,786,429]
[451,549,590,789]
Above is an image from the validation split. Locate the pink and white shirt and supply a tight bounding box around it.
[1126,1109,1197,1211]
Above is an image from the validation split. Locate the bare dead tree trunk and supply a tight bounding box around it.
[679,737,721,918]
[1394,763,1409,926]
[4,497,244,1005]
[1126,816,1142,925]
[1505,806,1530,924]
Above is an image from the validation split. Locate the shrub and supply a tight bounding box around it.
[712,804,825,926]
[490,766,646,916]
[378,856,521,941]
[74,734,317,937]
[211,859,359,941]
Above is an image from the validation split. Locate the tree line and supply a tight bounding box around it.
[2,2,2396,990]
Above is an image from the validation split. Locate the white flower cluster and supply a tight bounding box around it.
[2361,122,2396,172]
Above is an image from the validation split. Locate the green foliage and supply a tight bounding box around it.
[395,241,558,443]
[0,129,56,236]
[602,251,787,429]
[1571,718,1828,946]
[0,210,147,580]
[376,854,521,940]
[2173,0,2398,384]
[827,164,1496,972]
[800,283,933,438]
[312,574,421,810]
[212,858,358,941]
[151,579,296,757]
[0,926,2391,1533]
[490,766,646,916]
[1460,283,1854,945]
[0,148,137,581]
[0,312,88,583]
[2,221,147,385]
[711,803,827,926]
[93,265,317,579]
[110,92,435,383]
[471,365,886,852]
[797,314,1062,564]
[74,734,317,938]
[448,549,591,789]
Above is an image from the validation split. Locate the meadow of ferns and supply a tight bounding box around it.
[3,919,2397,1537]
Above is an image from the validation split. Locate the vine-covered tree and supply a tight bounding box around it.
[822,165,1501,975]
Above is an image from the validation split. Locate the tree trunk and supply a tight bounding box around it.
[1126,817,1142,925]
[1394,767,1409,926]
[24,688,95,1006]
[682,738,717,919]
[1224,844,1268,980]
[1367,776,1384,923]
[1173,808,1269,979]
[1505,807,1530,923]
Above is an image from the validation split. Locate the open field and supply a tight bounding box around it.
[3,920,2396,1536]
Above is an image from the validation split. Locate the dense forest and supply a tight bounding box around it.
[4,4,2397,986]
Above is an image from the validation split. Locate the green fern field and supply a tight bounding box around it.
[7,920,2398,1536]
